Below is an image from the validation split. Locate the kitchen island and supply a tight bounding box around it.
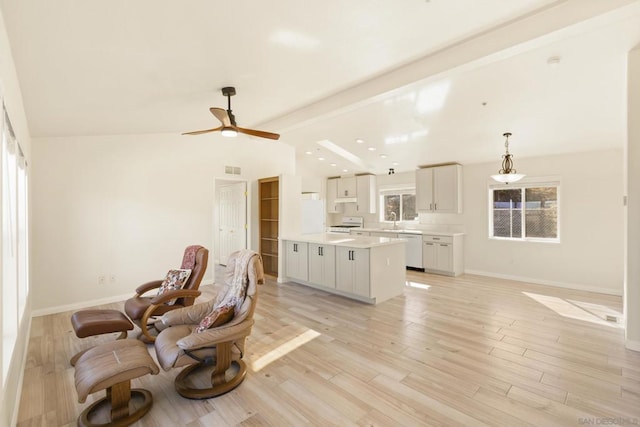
[280,234,406,304]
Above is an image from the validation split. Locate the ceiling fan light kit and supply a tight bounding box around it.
[182,86,280,140]
[491,132,525,184]
[221,127,238,137]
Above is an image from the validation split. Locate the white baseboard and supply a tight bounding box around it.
[464,269,623,296]
[31,279,215,317]
[31,292,133,317]
[626,338,640,352]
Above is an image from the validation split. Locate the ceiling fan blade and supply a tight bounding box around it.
[236,127,280,140]
[210,108,231,126]
[182,126,222,135]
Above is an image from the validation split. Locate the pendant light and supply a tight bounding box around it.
[491,132,525,184]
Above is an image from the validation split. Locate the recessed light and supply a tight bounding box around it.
[355,138,364,144]
[330,163,337,167]
[392,162,399,166]
[305,151,313,155]
[342,169,348,173]
[379,154,387,158]
[368,147,376,151]
[318,157,325,161]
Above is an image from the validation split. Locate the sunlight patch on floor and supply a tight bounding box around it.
[251,329,321,372]
[522,292,623,328]
[406,281,431,290]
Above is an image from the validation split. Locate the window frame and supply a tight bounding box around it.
[488,176,561,244]
[1,102,29,389]
[378,186,418,224]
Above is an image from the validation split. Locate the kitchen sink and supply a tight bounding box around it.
[381,228,421,233]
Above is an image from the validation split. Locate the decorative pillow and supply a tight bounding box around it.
[196,304,234,333]
[157,269,192,305]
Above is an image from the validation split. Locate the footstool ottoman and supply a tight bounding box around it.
[74,339,159,427]
[70,309,134,366]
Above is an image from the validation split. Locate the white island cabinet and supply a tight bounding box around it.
[308,243,336,289]
[281,234,406,304]
[285,241,308,282]
[336,247,370,297]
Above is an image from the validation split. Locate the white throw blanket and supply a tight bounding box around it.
[196,249,258,332]
[221,249,257,313]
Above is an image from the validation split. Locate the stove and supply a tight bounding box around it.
[328,216,364,233]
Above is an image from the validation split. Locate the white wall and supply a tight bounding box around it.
[463,149,624,294]
[0,5,32,427]
[31,133,295,312]
[625,44,640,350]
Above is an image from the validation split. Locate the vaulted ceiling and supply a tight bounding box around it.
[2,0,639,176]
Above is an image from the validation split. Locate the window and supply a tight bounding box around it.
[379,187,418,222]
[1,104,29,388]
[489,181,559,242]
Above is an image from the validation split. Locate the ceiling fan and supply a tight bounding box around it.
[182,86,280,140]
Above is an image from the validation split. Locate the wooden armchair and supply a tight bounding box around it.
[124,245,208,342]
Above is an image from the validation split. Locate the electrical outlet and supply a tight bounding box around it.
[98,275,106,285]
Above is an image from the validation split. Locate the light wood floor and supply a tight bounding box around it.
[17,270,640,426]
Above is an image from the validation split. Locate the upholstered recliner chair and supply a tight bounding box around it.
[124,245,209,342]
[154,250,264,399]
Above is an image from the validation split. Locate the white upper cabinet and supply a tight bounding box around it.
[416,168,434,212]
[337,176,357,198]
[356,174,376,214]
[416,164,462,213]
[326,178,341,213]
[327,174,376,214]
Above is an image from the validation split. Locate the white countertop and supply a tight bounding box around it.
[359,228,465,237]
[281,233,406,249]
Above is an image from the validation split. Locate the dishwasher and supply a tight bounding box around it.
[398,233,423,270]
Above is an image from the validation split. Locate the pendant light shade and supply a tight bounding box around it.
[491,132,525,184]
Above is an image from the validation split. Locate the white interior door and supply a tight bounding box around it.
[218,181,247,265]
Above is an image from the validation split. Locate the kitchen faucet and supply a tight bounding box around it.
[390,212,397,229]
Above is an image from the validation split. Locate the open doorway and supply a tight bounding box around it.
[214,178,248,266]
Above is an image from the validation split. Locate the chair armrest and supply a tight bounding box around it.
[149,289,201,305]
[135,280,164,295]
[177,320,254,351]
[160,300,216,327]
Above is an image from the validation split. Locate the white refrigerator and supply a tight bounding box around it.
[300,199,325,234]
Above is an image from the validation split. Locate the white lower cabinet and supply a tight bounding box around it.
[422,235,463,276]
[336,247,370,297]
[425,241,451,271]
[308,244,335,289]
[285,241,308,281]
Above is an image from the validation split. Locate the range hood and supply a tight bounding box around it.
[334,197,357,203]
